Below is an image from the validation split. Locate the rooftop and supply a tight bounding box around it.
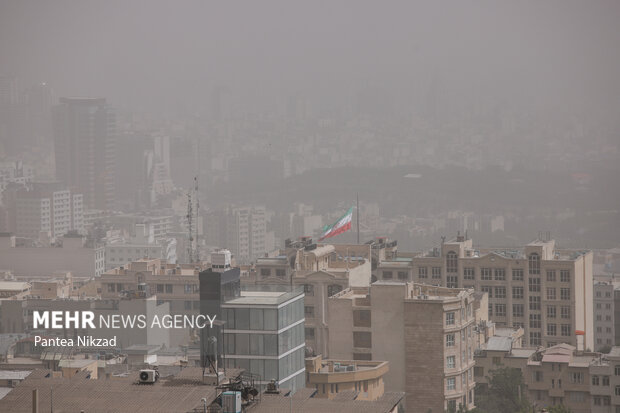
[486,337,513,352]
[253,388,404,413]
[0,369,217,413]
[223,286,303,307]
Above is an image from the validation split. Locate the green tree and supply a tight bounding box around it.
[474,367,531,413]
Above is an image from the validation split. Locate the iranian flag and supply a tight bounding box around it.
[319,206,354,241]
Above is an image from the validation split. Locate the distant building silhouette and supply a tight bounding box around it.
[53,97,116,209]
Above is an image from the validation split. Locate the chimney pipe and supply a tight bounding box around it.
[32,389,38,413]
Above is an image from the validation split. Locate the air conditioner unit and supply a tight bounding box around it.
[139,369,157,384]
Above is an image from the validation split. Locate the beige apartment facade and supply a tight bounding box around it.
[376,237,594,350]
[328,282,478,413]
[305,355,389,401]
[246,239,373,357]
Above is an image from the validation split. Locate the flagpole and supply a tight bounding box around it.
[356,192,360,244]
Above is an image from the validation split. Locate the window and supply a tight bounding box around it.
[107,283,115,292]
[529,296,541,310]
[276,269,286,278]
[327,284,342,297]
[530,332,541,346]
[560,288,570,300]
[184,284,193,294]
[529,314,541,329]
[546,270,556,282]
[547,288,556,300]
[382,271,393,279]
[447,356,456,369]
[464,268,475,280]
[529,277,541,292]
[512,287,523,299]
[165,284,173,294]
[592,375,600,386]
[547,324,556,336]
[481,286,492,298]
[529,253,540,275]
[418,267,428,279]
[603,376,610,386]
[495,287,506,299]
[446,312,455,326]
[303,284,314,296]
[614,365,620,376]
[570,372,584,384]
[494,268,506,281]
[533,371,543,382]
[561,324,571,336]
[305,327,315,339]
[353,332,372,348]
[432,267,441,279]
[353,310,371,327]
[397,271,408,280]
[447,377,456,391]
[446,334,455,347]
[481,268,491,280]
[156,284,164,293]
[447,275,458,289]
[495,304,506,317]
[304,306,314,318]
[560,270,570,283]
[446,251,458,273]
[561,306,570,319]
[547,306,556,318]
[260,268,271,277]
[513,304,524,317]
[594,396,601,406]
[512,268,524,281]
[488,303,493,316]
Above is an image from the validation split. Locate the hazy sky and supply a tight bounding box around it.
[1,0,619,115]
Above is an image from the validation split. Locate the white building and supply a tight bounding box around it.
[3,182,84,240]
[104,224,164,270]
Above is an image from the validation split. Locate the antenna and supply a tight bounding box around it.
[194,176,200,263]
[187,187,193,264]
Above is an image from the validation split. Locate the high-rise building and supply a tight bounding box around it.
[375,236,594,350]
[328,282,479,412]
[53,97,116,210]
[205,206,267,264]
[2,182,83,240]
[594,281,615,351]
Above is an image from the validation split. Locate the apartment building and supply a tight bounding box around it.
[2,182,84,240]
[205,206,267,264]
[100,258,207,318]
[526,344,595,413]
[305,355,389,401]
[589,346,620,413]
[376,236,594,350]
[475,341,597,413]
[0,232,104,277]
[595,281,615,351]
[473,335,536,387]
[53,97,116,210]
[328,282,478,413]
[246,238,372,357]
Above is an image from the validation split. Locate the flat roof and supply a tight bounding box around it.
[0,282,29,291]
[223,290,302,306]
